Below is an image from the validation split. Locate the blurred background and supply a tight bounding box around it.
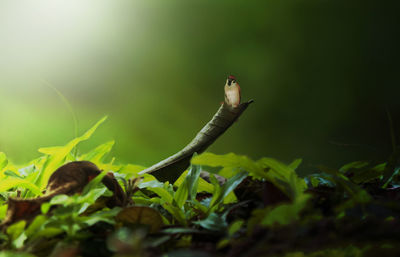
[0,0,399,174]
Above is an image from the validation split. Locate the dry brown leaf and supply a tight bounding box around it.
[116,206,163,233]
[1,161,127,229]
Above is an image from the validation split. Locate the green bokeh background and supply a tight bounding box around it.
[0,0,399,174]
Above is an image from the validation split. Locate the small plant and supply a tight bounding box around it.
[0,117,399,256]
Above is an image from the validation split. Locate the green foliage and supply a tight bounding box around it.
[193,152,311,233]
[174,169,215,196]
[0,152,8,171]
[248,194,310,230]
[0,178,41,195]
[192,152,266,179]
[0,117,399,256]
[0,117,110,201]
[135,162,245,227]
[339,161,386,184]
[6,220,26,248]
[38,177,118,239]
[192,153,306,200]
[79,140,115,164]
[177,166,243,228]
[193,212,227,231]
[34,116,108,192]
[208,171,247,212]
[174,164,201,209]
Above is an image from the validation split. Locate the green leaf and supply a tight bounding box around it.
[248,194,310,231]
[6,220,26,240]
[84,207,121,226]
[187,164,202,201]
[318,166,367,198]
[193,212,227,231]
[162,227,201,234]
[174,164,202,209]
[79,140,115,164]
[131,196,154,205]
[77,188,108,214]
[0,152,8,171]
[41,202,51,214]
[174,170,215,194]
[318,166,373,214]
[25,215,47,237]
[4,170,24,179]
[192,152,266,178]
[335,189,372,213]
[382,167,399,188]
[163,203,187,226]
[338,161,385,184]
[208,174,222,209]
[197,178,215,193]
[339,161,369,173]
[139,181,174,204]
[174,180,189,209]
[81,171,108,195]
[288,158,302,170]
[193,153,306,201]
[305,174,334,188]
[228,219,244,236]
[34,116,108,191]
[150,187,174,204]
[49,194,70,205]
[258,157,307,199]
[381,148,400,188]
[34,227,63,238]
[138,180,164,188]
[217,238,230,249]
[210,171,247,210]
[118,164,148,178]
[352,166,385,184]
[0,204,7,220]
[262,194,310,226]
[0,177,41,195]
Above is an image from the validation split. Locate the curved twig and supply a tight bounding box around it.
[139,100,254,182]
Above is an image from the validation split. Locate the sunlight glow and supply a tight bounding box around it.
[0,0,119,88]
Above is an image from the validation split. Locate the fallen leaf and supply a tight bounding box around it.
[116,206,163,233]
[1,161,126,229]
